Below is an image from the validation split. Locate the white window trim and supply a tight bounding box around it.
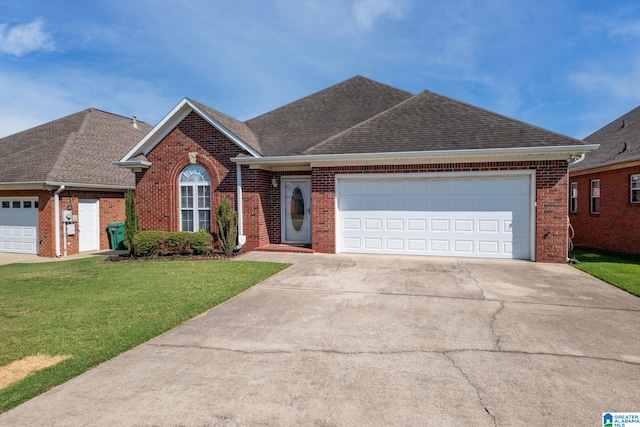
[590,179,600,214]
[570,182,578,213]
[631,174,640,204]
[179,166,212,232]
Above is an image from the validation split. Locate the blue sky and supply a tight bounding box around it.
[1,0,639,140]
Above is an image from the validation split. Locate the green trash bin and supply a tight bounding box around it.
[108,222,126,250]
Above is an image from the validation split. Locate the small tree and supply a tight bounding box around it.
[216,197,237,255]
[123,190,140,257]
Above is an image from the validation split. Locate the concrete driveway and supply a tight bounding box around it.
[1,253,639,426]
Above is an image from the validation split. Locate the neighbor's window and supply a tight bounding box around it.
[590,179,600,214]
[179,165,211,232]
[570,182,578,213]
[631,175,640,203]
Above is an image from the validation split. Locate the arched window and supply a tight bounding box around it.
[179,165,211,232]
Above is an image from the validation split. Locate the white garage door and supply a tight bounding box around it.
[337,173,533,260]
[0,198,39,254]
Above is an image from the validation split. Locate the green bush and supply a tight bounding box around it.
[188,230,214,255]
[216,198,237,255]
[132,231,165,257]
[132,230,214,257]
[164,231,190,254]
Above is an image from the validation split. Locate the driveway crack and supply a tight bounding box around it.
[457,258,486,300]
[444,351,497,426]
[490,302,505,351]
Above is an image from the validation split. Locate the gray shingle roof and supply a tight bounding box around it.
[572,105,640,170]
[245,76,413,156]
[0,109,152,186]
[305,89,585,155]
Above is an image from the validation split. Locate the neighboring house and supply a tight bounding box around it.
[0,109,152,257]
[117,76,596,262]
[569,106,640,255]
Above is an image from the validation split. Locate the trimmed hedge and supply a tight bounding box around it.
[132,230,214,257]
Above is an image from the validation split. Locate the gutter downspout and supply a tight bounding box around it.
[54,185,65,257]
[236,164,246,249]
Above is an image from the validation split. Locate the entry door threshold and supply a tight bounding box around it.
[254,244,314,254]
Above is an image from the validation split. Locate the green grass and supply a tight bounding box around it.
[569,247,640,297]
[0,257,289,413]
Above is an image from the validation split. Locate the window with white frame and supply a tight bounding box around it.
[570,182,578,213]
[590,179,600,214]
[631,175,640,203]
[179,165,211,232]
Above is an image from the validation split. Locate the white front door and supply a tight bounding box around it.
[79,199,100,252]
[0,198,39,254]
[282,178,311,244]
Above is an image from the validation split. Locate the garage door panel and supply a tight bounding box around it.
[430,219,450,232]
[0,198,39,254]
[337,175,532,260]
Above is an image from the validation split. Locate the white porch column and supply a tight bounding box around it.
[236,164,246,245]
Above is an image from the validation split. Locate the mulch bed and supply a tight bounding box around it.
[99,250,242,264]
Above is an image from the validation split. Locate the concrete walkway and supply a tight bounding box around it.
[1,252,639,426]
[0,250,125,266]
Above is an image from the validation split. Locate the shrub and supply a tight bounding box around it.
[216,198,237,255]
[132,231,165,257]
[188,230,214,255]
[123,191,140,257]
[164,232,190,254]
[132,230,214,257]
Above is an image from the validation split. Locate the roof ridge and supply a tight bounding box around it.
[303,93,419,154]
[245,75,412,124]
[46,110,91,182]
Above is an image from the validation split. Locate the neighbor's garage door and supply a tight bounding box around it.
[336,174,533,260]
[0,198,39,254]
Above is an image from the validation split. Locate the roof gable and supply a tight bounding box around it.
[119,98,261,163]
[0,109,151,186]
[305,90,586,155]
[573,105,640,170]
[244,76,413,156]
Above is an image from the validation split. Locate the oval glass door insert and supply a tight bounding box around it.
[290,186,305,232]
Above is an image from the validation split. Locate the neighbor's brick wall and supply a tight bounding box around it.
[569,165,640,255]
[311,160,569,263]
[0,189,125,257]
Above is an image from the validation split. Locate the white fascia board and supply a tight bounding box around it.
[112,160,152,169]
[0,182,133,191]
[232,145,600,167]
[188,102,262,158]
[119,99,191,162]
[119,98,261,163]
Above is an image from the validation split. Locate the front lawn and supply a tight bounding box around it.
[0,257,288,413]
[569,247,640,297]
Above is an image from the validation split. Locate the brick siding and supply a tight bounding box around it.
[569,165,640,255]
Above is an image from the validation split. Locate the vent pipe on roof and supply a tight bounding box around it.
[132,115,138,129]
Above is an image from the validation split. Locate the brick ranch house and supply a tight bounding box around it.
[117,76,596,263]
[569,105,640,255]
[0,109,151,257]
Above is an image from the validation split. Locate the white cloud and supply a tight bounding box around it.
[353,0,407,30]
[569,61,640,101]
[608,19,640,38]
[0,18,55,57]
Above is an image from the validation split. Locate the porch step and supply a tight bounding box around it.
[253,244,315,254]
